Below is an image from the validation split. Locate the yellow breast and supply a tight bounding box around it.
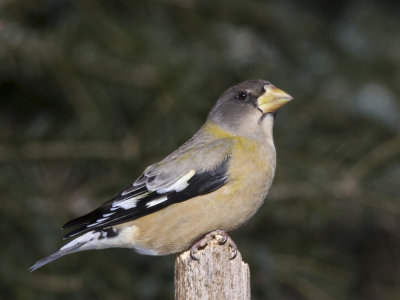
[122,129,276,255]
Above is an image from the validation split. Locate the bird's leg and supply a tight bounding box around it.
[190,230,238,260]
[215,230,238,259]
[190,232,214,260]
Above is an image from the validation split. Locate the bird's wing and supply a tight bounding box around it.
[62,137,234,238]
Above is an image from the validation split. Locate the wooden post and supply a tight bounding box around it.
[174,236,250,300]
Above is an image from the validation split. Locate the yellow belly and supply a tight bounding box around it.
[118,138,276,255]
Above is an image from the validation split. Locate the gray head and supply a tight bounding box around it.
[208,79,293,141]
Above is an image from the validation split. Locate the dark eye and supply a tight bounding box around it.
[237,91,247,100]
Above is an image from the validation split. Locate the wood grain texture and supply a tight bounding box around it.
[174,236,250,300]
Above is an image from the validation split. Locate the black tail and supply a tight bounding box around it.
[29,241,85,272]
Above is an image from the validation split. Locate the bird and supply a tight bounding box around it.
[30,79,293,271]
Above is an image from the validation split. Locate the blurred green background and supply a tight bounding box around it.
[1,0,399,299]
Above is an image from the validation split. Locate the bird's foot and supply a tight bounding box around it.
[190,230,238,260]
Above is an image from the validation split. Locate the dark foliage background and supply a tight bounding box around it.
[1,0,399,299]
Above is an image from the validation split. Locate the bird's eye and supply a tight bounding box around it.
[237,91,247,100]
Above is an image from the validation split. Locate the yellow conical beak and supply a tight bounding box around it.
[257,85,293,114]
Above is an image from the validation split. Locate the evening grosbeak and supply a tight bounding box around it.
[30,79,293,271]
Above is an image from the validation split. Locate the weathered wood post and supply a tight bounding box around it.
[174,236,250,300]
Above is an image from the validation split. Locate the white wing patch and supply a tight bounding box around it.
[94,217,108,223]
[86,212,116,228]
[111,199,138,210]
[111,192,149,211]
[146,196,168,208]
[102,212,115,217]
[157,169,196,194]
[87,170,196,226]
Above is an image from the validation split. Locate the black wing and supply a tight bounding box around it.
[62,156,231,238]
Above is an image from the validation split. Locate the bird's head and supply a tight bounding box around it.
[208,80,293,140]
